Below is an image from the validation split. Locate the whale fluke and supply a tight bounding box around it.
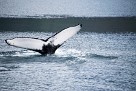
[5,24,82,55]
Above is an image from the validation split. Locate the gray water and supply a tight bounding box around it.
[0,32,136,91]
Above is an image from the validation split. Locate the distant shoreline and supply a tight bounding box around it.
[0,14,136,19]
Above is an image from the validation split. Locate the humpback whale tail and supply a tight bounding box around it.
[5,24,82,55]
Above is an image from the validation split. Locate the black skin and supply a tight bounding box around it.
[34,44,61,55]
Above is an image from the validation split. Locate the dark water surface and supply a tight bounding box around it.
[0,32,136,91]
[0,17,136,32]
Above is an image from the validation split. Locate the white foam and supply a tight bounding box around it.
[55,48,86,58]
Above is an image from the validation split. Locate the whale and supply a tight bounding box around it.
[5,24,82,55]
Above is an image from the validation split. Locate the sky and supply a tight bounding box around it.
[0,0,136,17]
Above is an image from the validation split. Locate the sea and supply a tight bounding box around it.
[0,16,136,91]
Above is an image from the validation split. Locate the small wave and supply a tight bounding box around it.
[0,67,10,71]
[0,50,40,57]
[88,54,118,59]
[0,65,20,72]
[0,51,16,56]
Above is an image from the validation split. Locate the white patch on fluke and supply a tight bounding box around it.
[6,25,81,54]
[6,38,45,50]
[48,25,81,45]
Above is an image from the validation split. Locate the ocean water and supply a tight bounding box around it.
[0,17,136,32]
[0,31,136,91]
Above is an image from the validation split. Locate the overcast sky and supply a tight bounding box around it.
[0,0,136,17]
